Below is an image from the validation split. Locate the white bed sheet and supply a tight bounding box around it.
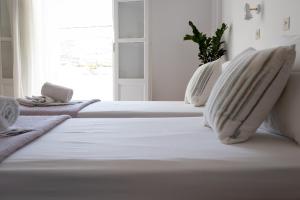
[1,117,300,200]
[77,101,204,118]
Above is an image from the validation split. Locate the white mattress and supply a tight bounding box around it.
[77,101,204,118]
[1,117,300,200]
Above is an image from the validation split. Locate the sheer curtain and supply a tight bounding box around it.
[8,0,33,97]
[8,0,60,97]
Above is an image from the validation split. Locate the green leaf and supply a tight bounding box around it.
[184,21,228,66]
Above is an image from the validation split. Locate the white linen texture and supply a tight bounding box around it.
[185,58,224,107]
[204,46,296,144]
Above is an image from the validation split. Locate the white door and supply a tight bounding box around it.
[113,0,149,101]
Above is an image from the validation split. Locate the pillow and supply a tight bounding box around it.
[185,58,224,107]
[260,72,300,143]
[204,46,296,144]
[275,35,300,71]
[222,61,231,72]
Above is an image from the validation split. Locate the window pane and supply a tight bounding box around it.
[119,42,144,79]
[119,1,144,38]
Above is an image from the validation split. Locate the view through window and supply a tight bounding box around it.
[55,0,113,100]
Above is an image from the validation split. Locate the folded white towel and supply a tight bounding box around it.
[17,97,80,107]
[0,96,19,132]
[17,96,55,107]
[41,82,73,103]
[26,96,55,104]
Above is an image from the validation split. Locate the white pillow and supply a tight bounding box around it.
[222,61,230,72]
[276,35,300,71]
[185,58,224,107]
[260,72,300,143]
[205,46,296,144]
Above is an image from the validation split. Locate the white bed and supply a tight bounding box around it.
[1,117,300,200]
[77,101,204,118]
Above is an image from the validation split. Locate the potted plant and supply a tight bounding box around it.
[184,21,228,66]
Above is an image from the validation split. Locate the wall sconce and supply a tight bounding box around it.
[244,3,262,20]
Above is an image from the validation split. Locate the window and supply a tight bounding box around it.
[49,0,113,100]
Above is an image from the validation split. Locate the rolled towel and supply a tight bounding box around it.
[41,82,73,103]
[0,96,19,132]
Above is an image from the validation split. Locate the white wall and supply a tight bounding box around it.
[222,0,300,59]
[149,0,214,101]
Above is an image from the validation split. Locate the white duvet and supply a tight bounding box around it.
[1,117,300,200]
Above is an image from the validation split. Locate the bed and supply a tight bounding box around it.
[77,101,204,118]
[20,100,205,118]
[1,117,300,200]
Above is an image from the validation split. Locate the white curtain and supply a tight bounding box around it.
[8,0,59,98]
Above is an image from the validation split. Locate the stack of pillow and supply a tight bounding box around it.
[185,43,297,145]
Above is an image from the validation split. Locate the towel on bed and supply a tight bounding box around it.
[0,97,19,132]
[0,115,70,162]
[17,96,80,107]
[26,96,55,104]
[17,82,74,106]
[19,99,100,118]
[41,82,73,103]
